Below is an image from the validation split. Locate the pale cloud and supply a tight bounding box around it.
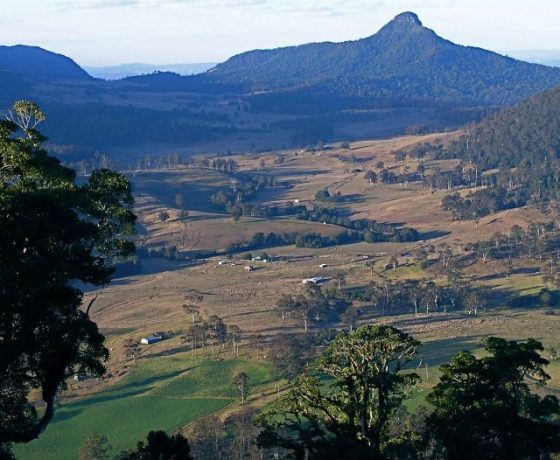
[56,0,269,8]
[51,0,458,24]
[55,0,403,13]
[55,0,142,8]
[3,0,560,66]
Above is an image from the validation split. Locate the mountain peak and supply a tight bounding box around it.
[375,12,424,37]
[390,11,423,27]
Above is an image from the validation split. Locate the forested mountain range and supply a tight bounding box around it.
[202,12,560,108]
[2,12,560,157]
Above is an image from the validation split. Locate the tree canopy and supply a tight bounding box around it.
[0,101,136,456]
[427,337,560,460]
[257,325,420,459]
[118,431,192,460]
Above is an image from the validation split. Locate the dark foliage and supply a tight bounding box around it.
[434,85,560,213]
[440,86,560,170]
[119,431,193,460]
[427,338,560,459]
[296,206,420,243]
[257,325,421,459]
[0,103,135,455]
[42,103,235,148]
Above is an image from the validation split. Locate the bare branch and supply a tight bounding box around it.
[85,295,98,316]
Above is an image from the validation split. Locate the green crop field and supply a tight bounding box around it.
[15,357,272,460]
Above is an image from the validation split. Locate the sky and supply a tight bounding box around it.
[1,0,559,66]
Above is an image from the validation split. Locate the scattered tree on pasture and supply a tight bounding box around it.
[233,372,251,404]
[79,434,112,460]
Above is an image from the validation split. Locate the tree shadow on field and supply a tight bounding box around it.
[147,345,193,359]
[341,193,366,203]
[109,258,206,284]
[418,336,484,367]
[53,369,190,423]
[110,369,189,395]
[270,168,330,178]
[419,229,451,241]
[476,268,541,284]
[378,221,406,227]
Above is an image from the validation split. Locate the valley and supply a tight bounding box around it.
[15,133,560,458]
[3,6,560,460]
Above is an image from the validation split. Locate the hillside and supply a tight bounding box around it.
[0,45,91,80]
[204,12,560,107]
[0,71,31,107]
[440,85,560,170]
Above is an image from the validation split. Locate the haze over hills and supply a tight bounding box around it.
[85,62,217,80]
[505,50,560,67]
[2,12,560,157]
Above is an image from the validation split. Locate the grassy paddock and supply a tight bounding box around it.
[15,357,272,460]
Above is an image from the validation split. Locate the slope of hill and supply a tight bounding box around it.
[0,45,92,80]
[441,85,560,170]
[0,71,32,107]
[204,12,560,107]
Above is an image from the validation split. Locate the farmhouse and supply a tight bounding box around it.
[140,334,162,345]
[302,276,327,285]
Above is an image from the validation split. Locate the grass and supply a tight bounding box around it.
[15,357,272,460]
[405,336,482,411]
[381,263,428,280]
[483,273,544,296]
[185,216,344,251]
[133,168,231,213]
